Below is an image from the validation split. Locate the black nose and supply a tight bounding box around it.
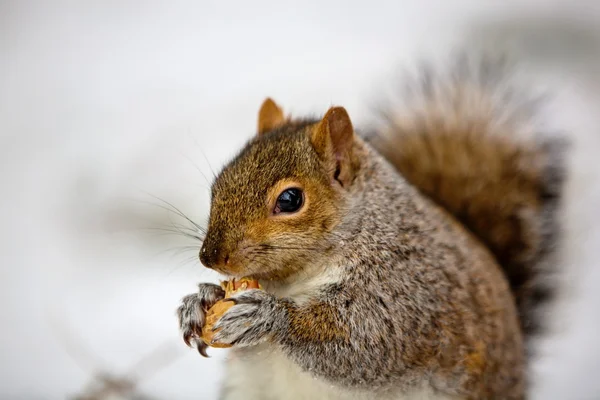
[199,243,214,268]
[199,243,228,269]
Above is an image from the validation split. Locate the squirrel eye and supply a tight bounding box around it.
[274,188,304,215]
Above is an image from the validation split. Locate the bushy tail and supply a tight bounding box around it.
[371,56,566,334]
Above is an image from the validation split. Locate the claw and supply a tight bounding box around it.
[197,341,210,358]
[183,331,193,347]
[177,283,230,356]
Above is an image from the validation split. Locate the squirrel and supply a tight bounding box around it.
[177,56,565,400]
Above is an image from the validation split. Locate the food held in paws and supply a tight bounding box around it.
[201,278,261,348]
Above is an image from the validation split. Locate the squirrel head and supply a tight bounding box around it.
[199,98,361,280]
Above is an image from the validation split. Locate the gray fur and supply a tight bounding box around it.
[212,289,286,347]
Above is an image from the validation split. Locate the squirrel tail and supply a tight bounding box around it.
[371,55,567,335]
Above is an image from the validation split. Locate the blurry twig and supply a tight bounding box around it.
[48,308,184,400]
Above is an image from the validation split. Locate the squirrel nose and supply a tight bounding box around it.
[199,244,215,269]
[199,243,229,269]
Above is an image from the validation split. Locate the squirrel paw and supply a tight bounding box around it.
[212,289,283,347]
[177,282,225,356]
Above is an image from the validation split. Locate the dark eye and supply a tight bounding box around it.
[274,188,304,214]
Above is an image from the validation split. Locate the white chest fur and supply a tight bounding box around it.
[220,344,454,400]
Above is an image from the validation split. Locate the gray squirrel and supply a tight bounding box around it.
[177,56,565,399]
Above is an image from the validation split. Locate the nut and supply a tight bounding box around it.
[200,278,261,348]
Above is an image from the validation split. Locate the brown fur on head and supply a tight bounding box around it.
[199,99,359,280]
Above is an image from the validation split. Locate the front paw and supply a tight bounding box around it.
[177,282,225,356]
[212,289,285,347]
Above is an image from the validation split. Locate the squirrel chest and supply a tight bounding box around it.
[222,344,459,400]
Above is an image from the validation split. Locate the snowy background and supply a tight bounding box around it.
[1,1,600,399]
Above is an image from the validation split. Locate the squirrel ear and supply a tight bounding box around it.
[257,98,285,135]
[311,106,355,186]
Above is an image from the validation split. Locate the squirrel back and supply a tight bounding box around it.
[370,56,566,335]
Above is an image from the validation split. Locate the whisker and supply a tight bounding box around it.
[198,148,218,180]
[170,221,206,236]
[119,199,206,243]
[160,246,200,259]
[260,244,322,252]
[179,149,212,188]
[137,191,204,231]
[165,255,200,276]
[140,226,204,242]
[165,213,205,242]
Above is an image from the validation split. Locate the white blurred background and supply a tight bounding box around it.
[1,1,600,399]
